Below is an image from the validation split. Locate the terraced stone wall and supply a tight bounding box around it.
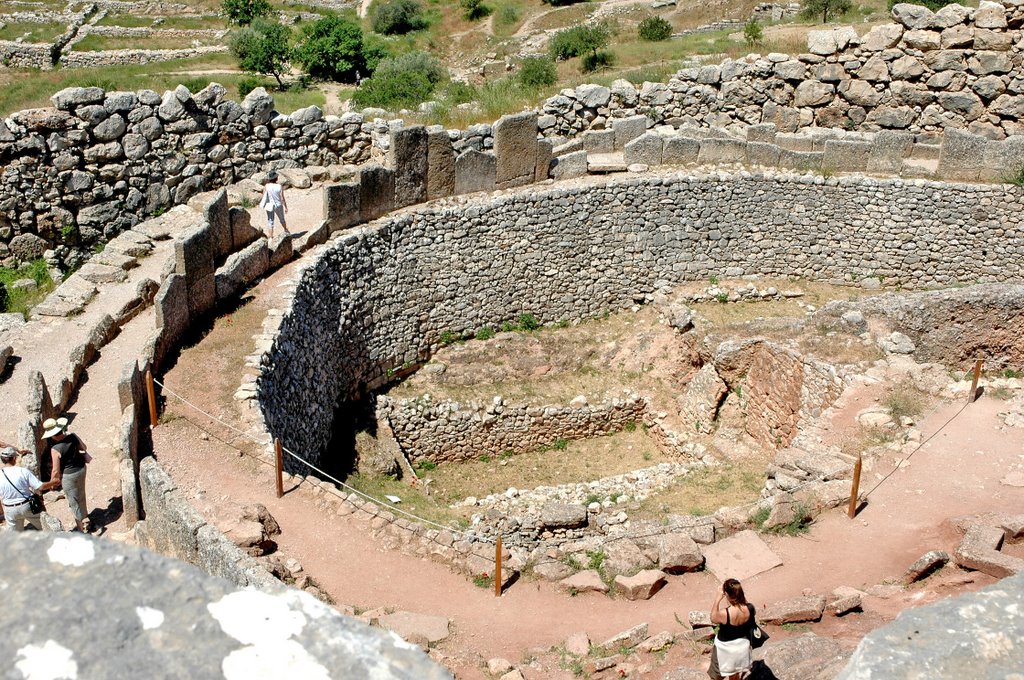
[258,171,1024,469]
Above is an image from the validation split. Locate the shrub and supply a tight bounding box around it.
[230,20,292,88]
[476,326,495,340]
[743,17,763,46]
[373,50,447,86]
[800,0,852,23]
[1004,164,1024,186]
[293,14,368,83]
[461,0,492,21]
[638,16,672,42]
[518,313,540,330]
[550,23,609,61]
[495,3,521,28]
[222,0,271,25]
[581,50,613,72]
[443,80,477,103]
[517,55,557,88]
[371,0,429,35]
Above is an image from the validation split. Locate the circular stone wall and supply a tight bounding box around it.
[258,171,1024,468]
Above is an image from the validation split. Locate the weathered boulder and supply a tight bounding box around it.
[541,503,587,529]
[761,595,827,624]
[903,550,951,584]
[559,570,608,594]
[614,570,667,601]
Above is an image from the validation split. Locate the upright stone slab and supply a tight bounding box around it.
[612,116,648,150]
[426,129,455,200]
[203,189,232,259]
[624,133,664,166]
[359,164,395,221]
[822,140,872,172]
[938,129,989,180]
[663,137,700,165]
[389,125,428,208]
[454,150,497,195]
[155,273,189,350]
[697,138,748,165]
[536,139,553,181]
[550,150,588,180]
[493,111,538,189]
[323,182,361,233]
[867,130,914,174]
[173,224,215,318]
[747,142,781,167]
[229,207,261,251]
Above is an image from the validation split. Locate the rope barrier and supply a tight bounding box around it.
[151,361,984,563]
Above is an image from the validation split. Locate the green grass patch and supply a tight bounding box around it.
[491,0,528,37]
[0,259,56,318]
[71,33,223,51]
[344,471,470,528]
[0,22,67,43]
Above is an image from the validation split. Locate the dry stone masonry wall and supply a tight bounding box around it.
[539,1,1024,140]
[258,170,1024,473]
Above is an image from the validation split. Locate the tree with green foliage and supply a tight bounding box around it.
[222,0,271,26]
[293,14,371,83]
[371,0,429,35]
[229,20,291,87]
[550,23,610,61]
[638,16,672,42]
[460,0,491,21]
[517,55,557,88]
[743,17,763,46]
[800,0,852,23]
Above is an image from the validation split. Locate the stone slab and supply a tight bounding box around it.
[550,150,588,180]
[426,130,455,200]
[358,164,395,222]
[612,116,648,150]
[454,150,496,195]
[700,529,783,581]
[389,125,428,209]
[378,610,451,644]
[323,182,361,233]
[493,111,538,188]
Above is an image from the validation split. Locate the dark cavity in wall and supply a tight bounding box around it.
[290,393,377,480]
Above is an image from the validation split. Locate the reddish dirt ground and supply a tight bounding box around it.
[144,199,1024,678]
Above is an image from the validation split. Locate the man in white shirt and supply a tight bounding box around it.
[1,446,59,531]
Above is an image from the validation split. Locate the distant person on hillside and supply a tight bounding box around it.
[708,578,754,680]
[44,416,92,533]
[260,170,290,238]
[1,446,59,531]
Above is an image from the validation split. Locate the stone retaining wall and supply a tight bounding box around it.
[379,394,648,465]
[258,170,1024,472]
[539,1,1024,140]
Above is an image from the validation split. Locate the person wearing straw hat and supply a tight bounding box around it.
[1,446,60,531]
[43,416,92,533]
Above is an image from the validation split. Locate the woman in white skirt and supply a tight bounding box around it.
[259,170,289,237]
[708,578,754,680]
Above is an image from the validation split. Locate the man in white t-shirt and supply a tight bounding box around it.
[1,447,59,531]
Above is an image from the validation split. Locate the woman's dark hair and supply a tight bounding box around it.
[723,578,747,605]
[267,170,279,182]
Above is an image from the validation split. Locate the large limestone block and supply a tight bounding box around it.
[807,30,838,55]
[540,503,587,529]
[862,23,904,51]
[559,570,608,594]
[624,133,664,166]
[697,138,747,165]
[664,137,700,165]
[389,125,428,209]
[550,150,588,180]
[891,2,935,29]
[822,140,871,172]
[614,570,667,601]
[358,164,395,221]
[229,207,261,251]
[612,115,648,150]
[535,138,553,181]
[903,29,940,50]
[794,80,835,107]
[656,534,704,573]
[378,611,451,645]
[747,142,781,167]
[454,150,497,194]
[174,224,216,318]
[203,189,232,260]
[974,0,1007,29]
[493,111,538,188]
[583,129,615,153]
[839,80,883,107]
[955,524,1024,578]
[778,149,823,172]
[155,273,188,341]
[426,129,455,200]
[323,182,360,233]
[761,595,827,625]
[867,130,914,173]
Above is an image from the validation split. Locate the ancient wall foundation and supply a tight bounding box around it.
[257,170,1024,470]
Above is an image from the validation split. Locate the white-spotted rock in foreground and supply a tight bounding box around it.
[136,606,165,630]
[16,640,78,680]
[46,536,95,567]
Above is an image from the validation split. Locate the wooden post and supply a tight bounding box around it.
[969,357,984,403]
[275,438,284,499]
[145,369,158,428]
[847,454,863,519]
[494,536,502,597]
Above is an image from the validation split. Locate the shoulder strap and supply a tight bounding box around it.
[726,606,731,625]
[1,469,31,500]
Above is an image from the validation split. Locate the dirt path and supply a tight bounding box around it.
[146,190,1024,677]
